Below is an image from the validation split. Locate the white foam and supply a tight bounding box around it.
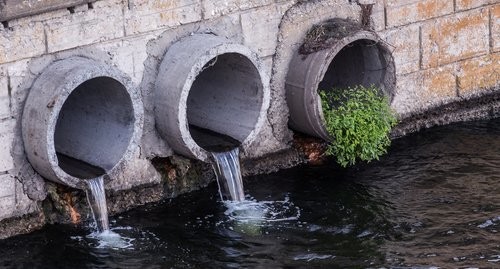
[87,228,135,249]
[223,195,301,224]
[293,253,334,262]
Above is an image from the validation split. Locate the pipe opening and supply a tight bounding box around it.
[187,53,264,152]
[155,34,270,161]
[285,31,395,140]
[54,77,135,179]
[319,39,391,96]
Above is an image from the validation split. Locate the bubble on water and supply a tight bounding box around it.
[478,220,494,228]
[293,253,334,262]
[307,224,322,232]
[357,230,373,238]
[69,235,85,243]
[488,254,500,262]
[478,216,500,228]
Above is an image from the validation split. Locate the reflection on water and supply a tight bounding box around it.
[2,118,500,268]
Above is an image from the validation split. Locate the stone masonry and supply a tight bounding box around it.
[0,0,498,238]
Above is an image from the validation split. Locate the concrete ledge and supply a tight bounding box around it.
[0,0,97,22]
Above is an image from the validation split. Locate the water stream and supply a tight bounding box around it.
[3,118,500,267]
[85,176,110,232]
[56,151,111,233]
[211,148,245,202]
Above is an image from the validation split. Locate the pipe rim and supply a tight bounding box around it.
[179,44,270,162]
[23,57,143,189]
[317,31,395,140]
[154,34,270,162]
[288,30,395,141]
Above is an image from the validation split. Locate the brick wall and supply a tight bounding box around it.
[0,0,498,234]
[375,0,499,115]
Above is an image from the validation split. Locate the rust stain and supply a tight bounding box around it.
[398,6,411,22]
[426,68,456,97]
[62,192,81,224]
[151,157,182,184]
[441,13,484,34]
[426,10,486,40]
[153,0,173,10]
[293,134,327,165]
[160,11,177,22]
[492,4,500,17]
[424,9,487,67]
[68,206,81,224]
[167,167,177,182]
[458,54,500,92]
[417,0,438,17]
[457,0,474,9]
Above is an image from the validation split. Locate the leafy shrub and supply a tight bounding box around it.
[320,85,398,167]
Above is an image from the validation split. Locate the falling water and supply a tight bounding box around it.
[211,148,245,202]
[85,176,110,232]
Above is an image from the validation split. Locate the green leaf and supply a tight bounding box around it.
[319,85,398,167]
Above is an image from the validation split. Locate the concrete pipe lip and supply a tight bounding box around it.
[155,34,270,162]
[285,30,396,141]
[22,57,143,189]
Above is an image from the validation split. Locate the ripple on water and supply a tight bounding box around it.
[4,118,500,268]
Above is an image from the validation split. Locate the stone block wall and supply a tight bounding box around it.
[0,0,498,237]
[377,0,499,116]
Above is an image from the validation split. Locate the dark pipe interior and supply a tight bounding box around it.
[187,53,263,151]
[318,39,389,92]
[54,77,134,179]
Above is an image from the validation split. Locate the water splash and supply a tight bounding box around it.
[87,229,133,249]
[218,196,301,236]
[85,176,109,232]
[223,196,301,223]
[211,148,245,202]
[71,226,160,250]
[210,148,301,232]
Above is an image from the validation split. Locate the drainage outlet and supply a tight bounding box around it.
[285,29,396,141]
[22,57,143,189]
[155,34,270,162]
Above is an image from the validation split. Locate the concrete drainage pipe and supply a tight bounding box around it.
[22,57,143,189]
[155,34,270,162]
[285,30,396,141]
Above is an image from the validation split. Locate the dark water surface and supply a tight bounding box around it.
[3,118,500,268]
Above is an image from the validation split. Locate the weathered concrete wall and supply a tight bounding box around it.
[0,0,498,238]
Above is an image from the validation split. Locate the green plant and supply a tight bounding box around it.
[320,85,398,167]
